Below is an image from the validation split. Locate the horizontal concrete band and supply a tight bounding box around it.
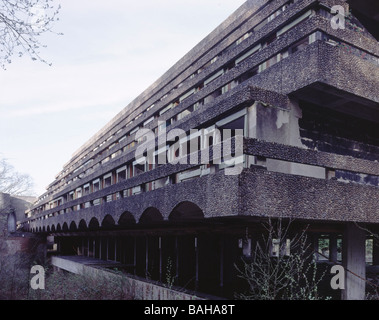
[244,137,379,176]
[26,135,379,230]
[240,168,379,223]
[30,166,379,233]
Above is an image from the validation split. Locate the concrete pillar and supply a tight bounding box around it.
[329,234,338,263]
[145,237,149,278]
[342,223,366,300]
[175,236,179,279]
[133,237,137,275]
[106,238,109,260]
[220,238,224,288]
[195,236,199,291]
[99,238,102,259]
[114,238,117,261]
[159,237,162,282]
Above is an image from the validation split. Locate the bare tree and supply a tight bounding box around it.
[236,218,330,300]
[0,0,61,69]
[0,158,34,196]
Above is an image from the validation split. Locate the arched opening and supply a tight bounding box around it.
[78,219,87,231]
[47,225,51,232]
[101,214,115,228]
[88,217,100,230]
[118,211,136,226]
[139,207,163,224]
[51,224,56,232]
[62,222,68,232]
[169,201,204,222]
[7,212,16,233]
[69,221,77,232]
[57,223,62,232]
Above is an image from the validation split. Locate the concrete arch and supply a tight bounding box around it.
[88,217,100,230]
[169,201,205,222]
[57,223,62,232]
[101,214,115,228]
[118,211,136,226]
[139,207,163,224]
[51,224,56,232]
[62,222,69,231]
[69,221,77,231]
[47,225,51,232]
[78,219,87,231]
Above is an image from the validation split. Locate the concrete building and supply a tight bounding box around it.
[21,0,379,299]
[0,193,35,235]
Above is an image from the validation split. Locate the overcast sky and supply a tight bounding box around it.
[0,0,246,196]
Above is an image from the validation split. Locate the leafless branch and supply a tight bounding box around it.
[0,0,62,69]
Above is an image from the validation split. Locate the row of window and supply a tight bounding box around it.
[42,1,295,201]
[29,109,247,218]
[36,3,376,211]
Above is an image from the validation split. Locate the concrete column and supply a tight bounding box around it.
[106,238,109,261]
[220,238,224,288]
[159,237,162,282]
[329,234,338,263]
[133,237,137,275]
[195,236,199,291]
[114,238,117,261]
[99,238,102,260]
[175,236,179,279]
[145,237,149,278]
[342,223,366,300]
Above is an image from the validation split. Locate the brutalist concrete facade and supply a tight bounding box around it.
[21,0,379,299]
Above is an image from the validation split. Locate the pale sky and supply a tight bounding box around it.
[0,0,247,196]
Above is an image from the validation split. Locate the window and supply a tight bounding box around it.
[179,89,196,103]
[130,126,140,135]
[76,188,82,199]
[103,173,112,188]
[222,80,238,94]
[93,179,101,192]
[204,69,224,86]
[83,184,90,195]
[143,116,155,127]
[236,32,251,45]
[235,44,261,65]
[276,10,312,37]
[259,54,280,72]
[289,37,309,54]
[177,109,191,121]
[204,88,222,104]
[117,166,127,182]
